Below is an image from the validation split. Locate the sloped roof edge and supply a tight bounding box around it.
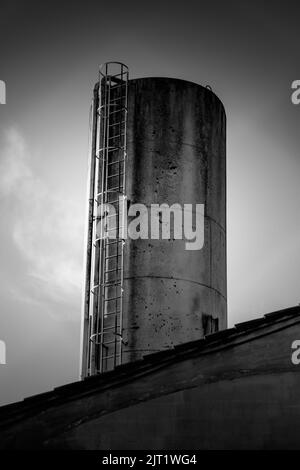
[0,305,300,425]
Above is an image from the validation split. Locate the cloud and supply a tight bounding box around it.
[0,127,84,308]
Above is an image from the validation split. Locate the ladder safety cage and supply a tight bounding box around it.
[86,62,129,375]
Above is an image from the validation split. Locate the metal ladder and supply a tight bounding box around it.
[84,62,128,375]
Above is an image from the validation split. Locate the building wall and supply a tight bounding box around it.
[1,314,300,449]
[48,372,300,450]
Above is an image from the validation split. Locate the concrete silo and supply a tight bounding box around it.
[81,63,226,377]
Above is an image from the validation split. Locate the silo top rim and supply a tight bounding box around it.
[131,77,224,108]
[94,76,225,109]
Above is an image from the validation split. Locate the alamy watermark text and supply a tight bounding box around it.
[0,80,6,104]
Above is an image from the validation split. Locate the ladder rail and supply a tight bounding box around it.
[85,62,128,376]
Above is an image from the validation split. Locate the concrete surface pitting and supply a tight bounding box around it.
[122,77,227,362]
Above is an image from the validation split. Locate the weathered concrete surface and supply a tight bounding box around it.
[123,78,227,362]
[1,308,300,449]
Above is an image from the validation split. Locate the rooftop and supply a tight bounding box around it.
[1,304,300,428]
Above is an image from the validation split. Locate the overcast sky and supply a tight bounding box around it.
[0,0,300,405]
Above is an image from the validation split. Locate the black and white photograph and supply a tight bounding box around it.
[0,0,300,455]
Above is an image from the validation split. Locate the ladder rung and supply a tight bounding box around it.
[90,330,117,340]
[98,103,121,110]
[109,74,127,82]
[103,325,120,331]
[105,267,122,274]
[94,207,124,220]
[105,241,125,249]
[108,134,125,141]
[104,199,123,204]
[104,240,123,246]
[108,133,125,140]
[94,201,123,207]
[96,146,124,156]
[95,189,124,198]
[108,83,126,90]
[106,186,123,192]
[91,282,121,293]
[89,336,120,346]
[104,295,122,302]
[107,172,124,179]
[106,193,125,198]
[109,104,123,109]
[104,310,121,317]
[107,159,126,166]
[105,213,122,220]
[109,107,127,114]
[107,137,125,144]
[94,194,125,201]
[101,280,122,287]
[103,226,118,233]
[109,121,126,128]
[99,329,121,336]
[93,237,116,245]
[107,75,126,85]
[105,253,121,260]
[110,96,126,103]
[104,238,124,245]
[113,105,127,112]
[104,226,124,233]
[107,72,127,82]
[93,214,120,222]
[98,107,127,116]
[96,145,121,153]
[101,339,119,345]
[94,236,125,245]
[102,353,121,359]
[109,99,126,108]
